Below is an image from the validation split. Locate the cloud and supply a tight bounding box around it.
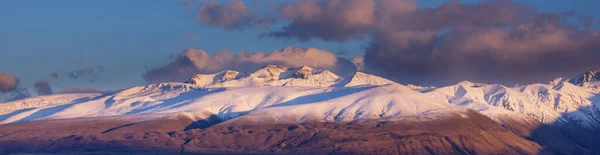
[0,71,18,93]
[364,13,600,85]
[194,0,600,86]
[143,46,357,84]
[350,56,365,71]
[33,80,53,96]
[196,0,262,30]
[0,71,31,102]
[59,87,103,94]
[267,0,380,42]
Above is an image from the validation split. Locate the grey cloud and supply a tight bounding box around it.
[196,0,260,30]
[268,0,379,42]
[33,80,53,96]
[193,0,600,86]
[365,15,600,86]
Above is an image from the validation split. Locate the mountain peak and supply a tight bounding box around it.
[183,65,403,88]
[185,70,241,86]
[291,66,314,79]
[569,70,600,86]
[340,72,395,87]
[221,70,240,81]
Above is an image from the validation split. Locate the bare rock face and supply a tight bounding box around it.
[0,110,544,154]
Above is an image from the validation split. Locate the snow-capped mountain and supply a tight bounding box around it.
[2,65,600,154]
[1,65,599,131]
[0,65,461,125]
[422,80,600,128]
[568,70,600,93]
[183,65,392,88]
[570,70,599,85]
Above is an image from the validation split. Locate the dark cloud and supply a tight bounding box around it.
[268,0,380,42]
[194,0,600,86]
[363,8,600,85]
[59,87,103,94]
[33,80,53,96]
[196,0,259,30]
[143,47,357,84]
[0,71,19,93]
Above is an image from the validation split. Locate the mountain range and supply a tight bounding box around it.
[0,66,599,154]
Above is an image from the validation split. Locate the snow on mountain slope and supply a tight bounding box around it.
[0,67,465,125]
[185,70,242,86]
[1,66,599,129]
[187,65,342,88]
[336,72,394,87]
[221,84,459,125]
[423,80,600,128]
[0,93,101,113]
[0,82,462,125]
[183,65,392,88]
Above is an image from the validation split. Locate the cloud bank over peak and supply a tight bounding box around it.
[191,0,600,86]
[143,46,356,84]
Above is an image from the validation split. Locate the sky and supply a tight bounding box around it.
[1,0,600,101]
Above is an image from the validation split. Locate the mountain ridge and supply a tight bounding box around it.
[1,65,599,128]
[1,65,599,154]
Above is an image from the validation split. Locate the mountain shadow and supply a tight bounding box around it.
[529,94,600,154]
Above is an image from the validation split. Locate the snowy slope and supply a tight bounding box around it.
[188,65,342,88]
[0,67,462,125]
[1,66,598,130]
[0,83,462,125]
[423,80,600,128]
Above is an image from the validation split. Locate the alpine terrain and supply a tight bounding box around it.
[0,66,599,154]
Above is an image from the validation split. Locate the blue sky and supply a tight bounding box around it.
[1,0,599,92]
